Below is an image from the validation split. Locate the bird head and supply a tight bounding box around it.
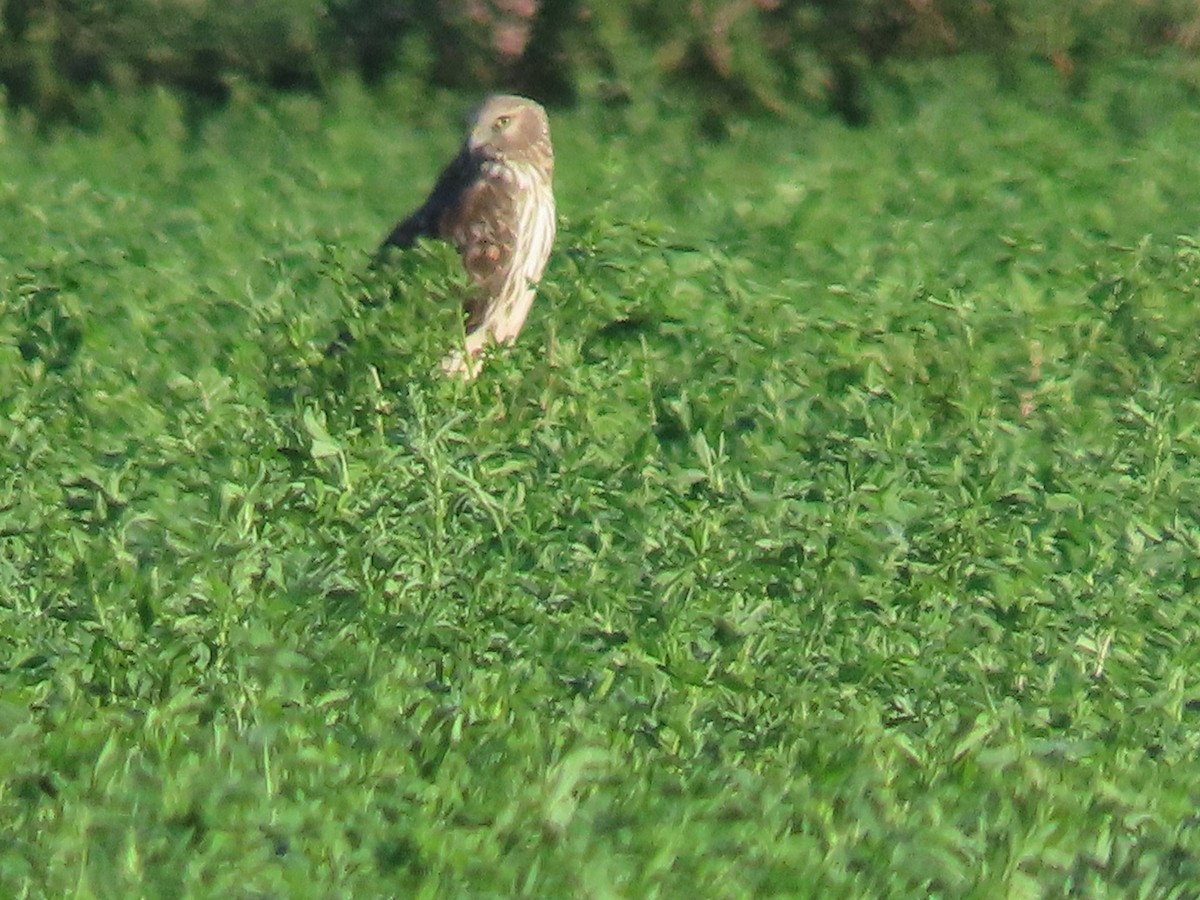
[467,95,552,171]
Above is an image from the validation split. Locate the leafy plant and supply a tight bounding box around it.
[3,56,1200,895]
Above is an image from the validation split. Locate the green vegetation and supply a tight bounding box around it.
[4,56,1200,895]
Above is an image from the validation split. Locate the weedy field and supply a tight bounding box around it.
[3,55,1200,896]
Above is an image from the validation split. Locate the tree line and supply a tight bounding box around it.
[2,0,1196,124]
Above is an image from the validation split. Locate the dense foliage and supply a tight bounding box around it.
[4,55,1200,894]
[3,0,1200,123]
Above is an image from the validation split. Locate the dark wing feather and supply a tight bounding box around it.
[376,146,521,335]
[377,145,482,253]
[437,167,520,331]
[410,160,518,331]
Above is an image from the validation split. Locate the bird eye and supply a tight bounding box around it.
[493,115,512,131]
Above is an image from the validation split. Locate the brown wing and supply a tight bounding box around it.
[377,146,520,333]
[435,168,521,333]
[377,145,482,253]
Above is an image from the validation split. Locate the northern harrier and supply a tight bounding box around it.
[379,95,556,378]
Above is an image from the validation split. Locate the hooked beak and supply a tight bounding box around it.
[468,124,498,157]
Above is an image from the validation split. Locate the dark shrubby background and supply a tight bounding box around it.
[3,0,1199,125]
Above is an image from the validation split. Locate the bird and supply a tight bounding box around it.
[378,94,556,378]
